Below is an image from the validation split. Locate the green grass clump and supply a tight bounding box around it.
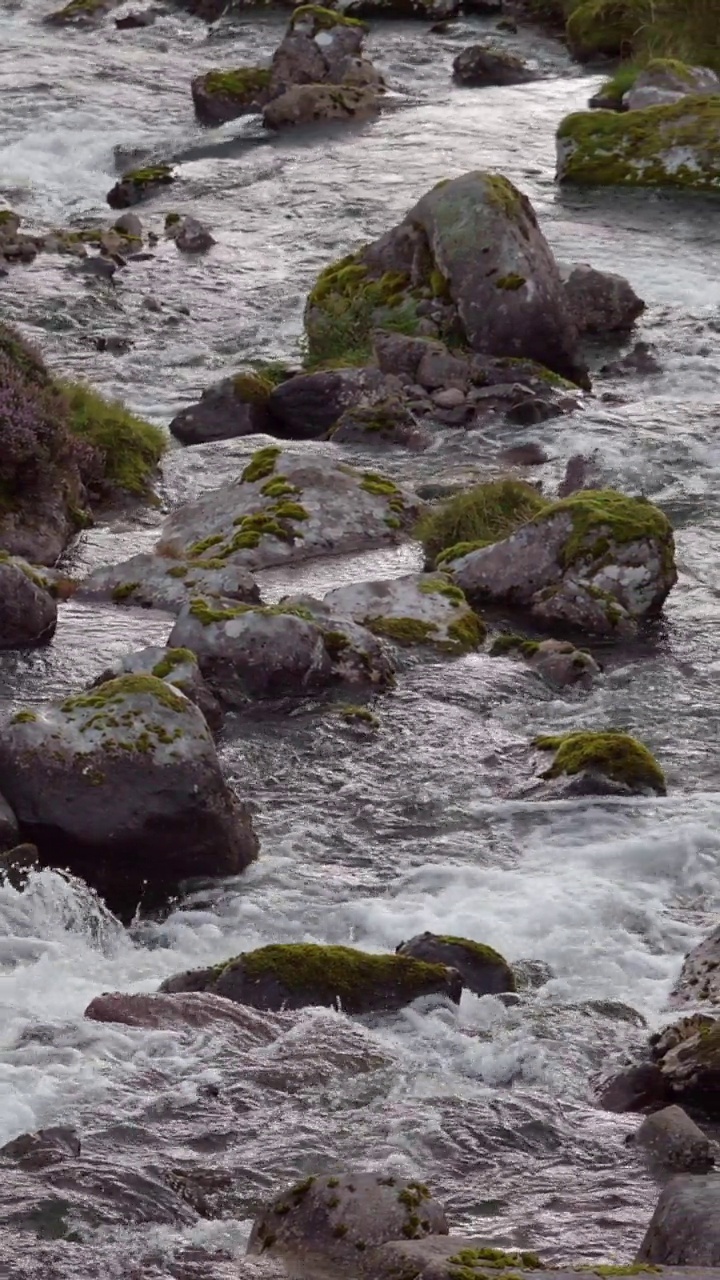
[417,480,547,566]
[597,61,642,103]
[547,489,674,571]
[62,382,166,497]
[535,730,666,793]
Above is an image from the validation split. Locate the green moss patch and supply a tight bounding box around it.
[365,615,439,646]
[543,488,674,570]
[417,480,547,566]
[304,254,425,368]
[438,937,515,984]
[62,382,166,497]
[241,446,281,484]
[203,67,271,101]
[290,4,367,29]
[62,674,188,718]
[151,648,196,679]
[229,943,453,1004]
[535,730,666,792]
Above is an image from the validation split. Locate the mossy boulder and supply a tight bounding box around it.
[45,0,121,24]
[624,60,720,111]
[451,489,676,638]
[305,171,588,384]
[396,931,515,997]
[0,557,57,649]
[556,97,720,191]
[168,597,395,706]
[416,478,547,568]
[169,370,279,446]
[78,550,259,615]
[565,0,640,62]
[161,942,462,1012]
[156,452,423,572]
[670,923,720,1008]
[88,645,223,731]
[453,45,538,86]
[490,635,601,689]
[0,675,258,917]
[248,1171,448,1276]
[106,164,175,210]
[534,729,666,796]
[323,572,486,654]
[330,398,432,450]
[267,365,387,437]
[362,1238,547,1280]
[191,68,272,125]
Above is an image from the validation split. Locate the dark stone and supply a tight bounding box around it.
[1,1127,81,1170]
[169,380,271,445]
[0,561,57,648]
[600,341,662,377]
[396,931,515,997]
[499,441,549,466]
[557,451,601,497]
[453,44,537,86]
[115,8,156,27]
[505,397,562,426]
[268,368,383,439]
[0,840,38,887]
[595,1062,674,1113]
[637,1175,720,1265]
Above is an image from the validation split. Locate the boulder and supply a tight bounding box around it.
[560,263,645,333]
[452,46,537,86]
[247,1172,448,1278]
[637,1175,720,1265]
[0,675,258,917]
[623,60,720,112]
[106,164,174,209]
[649,1014,720,1117]
[670,924,720,1008]
[0,557,57,648]
[191,68,272,125]
[0,841,40,889]
[600,341,662,378]
[77,551,260,614]
[557,452,601,497]
[169,373,274,445]
[89,645,223,731]
[171,216,215,253]
[167,597,395,706]
[489,635,600,689]
[84,990,278,1033]
[532,730,666,798]
[556,99,720,192]
[263,83,381,129]
[322,572,485,653]
[633,1105,715,1172]
[156,450,423,572]
[330,398,431,450]
[450,489,677,639]
[160,943,463,1013]
[305,171,588,386]
[359,1239,547,1280]
[396,932,514,997]
[595,1061,675,1113]
[267,365,388,438]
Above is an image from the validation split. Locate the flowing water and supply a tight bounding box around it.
[1,1,720,1276]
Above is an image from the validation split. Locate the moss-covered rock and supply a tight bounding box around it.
[396,932,515,997]
[453,45,538,86]
[556,96,720,191]
[191,67,272,125]
[565,0,640,61]
[161,942,463,1012]
[417,479,547,567]
[491,634,601,689]
[0,675,258,917]
[623,59,719,111]
[324,572,486,654]
[45,0,121,24]
[88,644,223,731]
[106,164,175,210]
[78,550,259,615]
[535,729,666,795]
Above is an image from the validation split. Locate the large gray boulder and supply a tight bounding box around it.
[247,1171,448,1279]
[156,450,423,572]
[670,924,720,1008]
[77,550,260,614]
[168,598,395,707]
[623,61,720,112]
[161,942,463,1014]
[396,932,515,997]
[323,573,485,654]
[0,557,57,648]
[634,1105,715,1172]
[89,645,223,730]
[451,489,676,639]
[637,1176,720,1265]
[561,263,645,334]
[268,365,389,438]
[306,171,589,387]
[0,675,257,916]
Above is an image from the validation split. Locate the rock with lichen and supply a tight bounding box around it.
[647,1016,720,1120]
[0,675,257,917]
[246,1170,448,1276]
[531,729,666,798]
[77,551,260,614]
[323,572,485,654]
[156,449,423,571]
[0,556,57,649]
[556,98,720,192]
[449,489,676,639]
[396,931,515,996]
[490,635,600,689]
[359,1238,548,1280]
[169,371,279,446]
[304,170,588,385]
[88,645,223,730]
[167,597,395,706]
[670,924,720,1009]
[191,67,273,124]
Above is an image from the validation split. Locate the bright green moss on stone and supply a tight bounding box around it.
[597,61,642,103]
[489,633,538,656]
[231,942,453,1004]
[122,164,174,186]
[418,577,466,605]
[448,1247,544,1276]
[188,598,314,626]
[11,709,38,724]
[417,480,547,566]
[543,488,674,570]
[557,96,720,191]
[241,446,281,484]
[333,704,380,727]
[62,674,188,717]
[111,582,139,602]
[204,67,271,102]
[272,501,309,521]
[261,477,301,499]
[436,540,492,566]
[446,612,486,651]
[290,4,367,30]
[535,730,666,793]
[304,254,424,367]
[496,273,526,290]
[151,648,196,679]
[365,616,439,646]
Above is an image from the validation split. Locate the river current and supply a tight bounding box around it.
[1,1,720,1276]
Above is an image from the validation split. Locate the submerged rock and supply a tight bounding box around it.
[106,164,174,209]
[89,645,223,731]
[247,1171,448,1277]
[596,1061,674,1114]
[557,98,720,192]
[490,635,600,689]
[638,1175,720,1265]
[169,215,215,253]
[0,675,258,917]
[450,489,676,639]
[670,923,720,1007]
[0,557,57,649]
[85,989,279,1033]
[156,449,423,572]
[633,1105,715,1172]
[161,942,463,1013]
[396,932,515,997]
[561,263,645,333]
[623,60,720,112]
[532,730,666,798]
[167,597,395,707]
[77,550,260,614]
[330,398,431,450]
[323,572,485,654]
[0,1127,81,1170]
[305,170,588,386]
[452,45,537,86]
